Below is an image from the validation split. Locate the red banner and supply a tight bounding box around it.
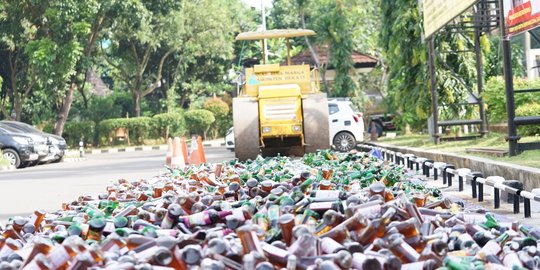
[505,0,540,37]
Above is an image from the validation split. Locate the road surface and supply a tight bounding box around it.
[0,147,234,223]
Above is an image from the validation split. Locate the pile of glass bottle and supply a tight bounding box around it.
[1,150,539,270]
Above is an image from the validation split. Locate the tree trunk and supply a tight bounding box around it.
[11,81,22,121]
[133,92,141,117]
[53,79,76,136]
[13,96,22,121]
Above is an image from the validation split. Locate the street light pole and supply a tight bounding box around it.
[261,0,268,64]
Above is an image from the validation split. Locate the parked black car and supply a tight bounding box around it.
[0,126,40,168]
[0,121,67,163]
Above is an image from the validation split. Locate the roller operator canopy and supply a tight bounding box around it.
[235,29,315,41]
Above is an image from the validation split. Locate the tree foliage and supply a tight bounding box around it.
[380,0,429,128]
[270,0,377,97]
[380,1,482,129]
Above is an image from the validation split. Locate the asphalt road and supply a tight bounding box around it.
[0,146,234,223]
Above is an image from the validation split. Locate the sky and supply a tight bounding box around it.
[241,0,273,9]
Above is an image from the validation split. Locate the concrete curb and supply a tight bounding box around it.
[62,157,88,163]
[366,142,540,191]
[66,141,226,156]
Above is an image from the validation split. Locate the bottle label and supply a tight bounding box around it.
[49,247,71,269]
[187,211,210,226]
[314,190,340,201]
[481,241,501,255]
[232,208,246,222]
[103,222,115,234]
[401,261,425,270]
[262,243,289,258]
[309,202,333,210]
[355,204,382,218]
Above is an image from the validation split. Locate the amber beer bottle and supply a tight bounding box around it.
[278,214,295,246]
[87,218,106,242]
[46,243,78,270]
[388,235,421,263]
[28,210,46,232]
[177,193,196,215]
[237,225,265,256]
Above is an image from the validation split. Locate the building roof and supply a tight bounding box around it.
[290,45,378,69]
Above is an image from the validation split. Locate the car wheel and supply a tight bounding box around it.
[2,149,21,168]
[333,132,356,152]
[368,121,384,137]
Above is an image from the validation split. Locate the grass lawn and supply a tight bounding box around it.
[377,132,540,169]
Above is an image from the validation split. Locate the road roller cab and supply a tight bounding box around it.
[232,29,330,160]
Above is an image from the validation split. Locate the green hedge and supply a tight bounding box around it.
[484,77,540,123]
[98,117,153,145]
[203,98,230,138]
[63,120,96,147]
[516,102,540,136]
[153,112,186,139]
[184,109,215,136]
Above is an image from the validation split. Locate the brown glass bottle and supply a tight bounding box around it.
[46,244,77,270]
[29,210,46,232]
[261,243,288,267]
[388,218,420,238]
[177,193,196,215]
[278,214,295,246]
[87,218,106,242]
[389,236,420,263]
[237,225,265,256]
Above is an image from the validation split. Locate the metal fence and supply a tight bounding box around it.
[360,144,540,218]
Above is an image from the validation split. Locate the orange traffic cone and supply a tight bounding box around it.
[188,136,206,165]
[197,136,206,163]
[165,138,173,167]
[181,137,189,165]
[171,137,185,169]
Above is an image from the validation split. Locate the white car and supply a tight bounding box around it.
[225,127,235,151]
[328,98,364,152]
[225,98,364,152]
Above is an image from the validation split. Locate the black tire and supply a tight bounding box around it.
[2,148,21,168]
[368,121,384,137]
[19,161,30,168]
[333,132,356,152]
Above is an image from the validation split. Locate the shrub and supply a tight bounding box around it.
[98,117,152,145]
[203,98,230,138]
[153,112,186,140]
[63,120,96,147]
[126,117,152,144]
[184,109,215,137]
[516,102,540,136]
[484,77,540,123]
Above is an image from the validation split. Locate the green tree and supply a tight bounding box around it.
[184,109,215,138]
[380,1,479,129]
[270,0,378,97]
[102,0,240,117]
[0,0,42,121]
[380,0,429,129]
[203,98,230,138]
